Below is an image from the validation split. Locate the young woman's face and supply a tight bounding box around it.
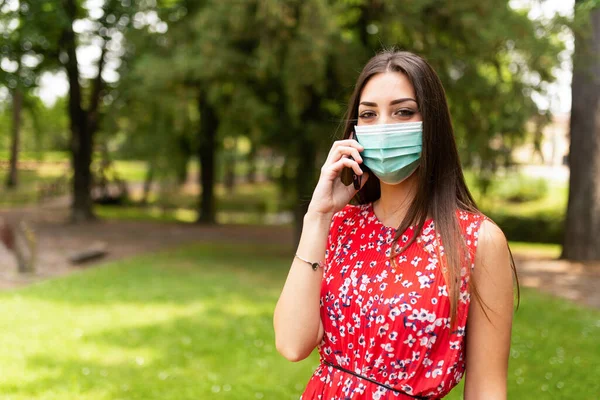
[357,72,422,126]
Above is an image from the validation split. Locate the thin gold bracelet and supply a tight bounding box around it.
[294,253,323,271]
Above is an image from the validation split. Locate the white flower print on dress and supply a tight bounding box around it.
[381,342,394,352]
[410,256,423,267]
[388,307,401,320]
[425,257,439,270]
[417,272,436,289]
[438,285,448,297]
[403,334,416,347]
[301,204,487,400]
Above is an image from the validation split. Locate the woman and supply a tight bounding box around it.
[273,50,518,399]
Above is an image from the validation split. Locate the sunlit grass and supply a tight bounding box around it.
[0,242,598,399]
[0,169,67,206]
[95,205,182,223]
[112,160,148,182]
[0,151,69,162]
[0,243,314,399]
[96,205,289,225]
[508,241,561,259]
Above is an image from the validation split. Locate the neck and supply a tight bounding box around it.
[374,172,419,227]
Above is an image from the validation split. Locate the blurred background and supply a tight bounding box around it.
[0,0,599,399]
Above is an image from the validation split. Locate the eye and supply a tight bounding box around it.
[395,108,416,117]
[359,111,376,119]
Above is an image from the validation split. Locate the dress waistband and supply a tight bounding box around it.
[322,359,429,400]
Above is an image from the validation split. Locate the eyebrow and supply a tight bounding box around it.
[359,98,417,107]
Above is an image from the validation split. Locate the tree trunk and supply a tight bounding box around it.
[142,162,154,205]
[61,0,109,222]
[62,0,95,222]
[176,134,192,185]
[197,89,218,224]
[69,109,95,222]
[224,138,236,193]
[246,144,257,184]
[6,15,22,190]
[562,4,600,261]
[6,87,22,189]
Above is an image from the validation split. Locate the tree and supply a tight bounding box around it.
[118,0,279,224]
[107,0,223,223]
[257,0,563,243]
[100,0,564,243]
[1,0,25,189]
[56,0,139,221]
[0,0,52,188]
[562,0,600,261]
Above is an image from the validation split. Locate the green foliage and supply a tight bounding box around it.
[466,171,566,244]
[486,209,565,244]
[491,174,550,203]
[508,241,561,258]
[0,242,598,398]
[1,0,575,226]
[110,0,568,203]
[0,0,63,91]
[0,95,69,153]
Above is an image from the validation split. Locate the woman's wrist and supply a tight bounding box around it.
[304,208,334,224]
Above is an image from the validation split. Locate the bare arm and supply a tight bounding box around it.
[273,210,331,362]
[273,138,368,362]
[464,219,515,399]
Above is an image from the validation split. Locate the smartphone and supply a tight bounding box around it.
[340,131,362,190]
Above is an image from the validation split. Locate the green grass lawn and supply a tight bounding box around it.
[0,151,69,162]
[0,242,598,399]
[508,241,561,259]
[0,169,68,207]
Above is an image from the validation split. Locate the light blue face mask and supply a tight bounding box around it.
[354,121,423,185]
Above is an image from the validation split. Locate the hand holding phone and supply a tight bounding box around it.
[340,131,363,190]
[308,132,367,217]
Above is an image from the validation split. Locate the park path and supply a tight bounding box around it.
[1,201,599,310]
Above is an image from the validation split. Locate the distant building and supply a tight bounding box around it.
[513,113,570,167]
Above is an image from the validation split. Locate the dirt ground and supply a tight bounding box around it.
[1,201,599,310]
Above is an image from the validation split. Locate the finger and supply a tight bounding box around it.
[333,139,364,151]
[325,157,363,177]
[326,144,363,166]
[327,140,364,163]
[333,146,363,164]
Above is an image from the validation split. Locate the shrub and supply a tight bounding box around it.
[482,207,564,244]
[492,174,549,203]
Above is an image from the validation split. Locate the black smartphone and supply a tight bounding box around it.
[349,155,361,190]
[340,131,362,190]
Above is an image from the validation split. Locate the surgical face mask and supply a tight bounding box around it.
[354,121,423,185]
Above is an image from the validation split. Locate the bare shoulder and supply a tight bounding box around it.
[473,218,514,296]
[477,218,508,253]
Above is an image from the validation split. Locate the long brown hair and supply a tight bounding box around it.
[340,50,519,325]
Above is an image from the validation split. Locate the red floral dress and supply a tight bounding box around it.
[300,202,485,399]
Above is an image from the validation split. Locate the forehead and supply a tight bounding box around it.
[359,72,415,103]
